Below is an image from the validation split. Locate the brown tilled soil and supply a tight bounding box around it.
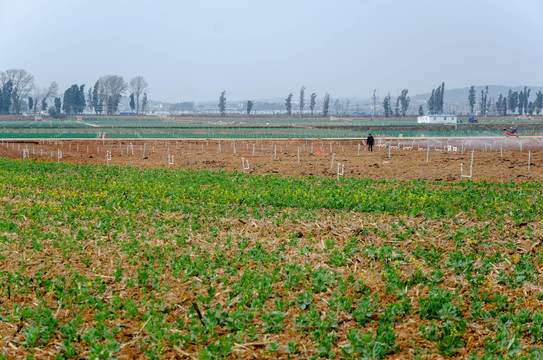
[1,137,542,182]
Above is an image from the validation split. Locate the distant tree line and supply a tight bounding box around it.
[381,89,410,118]
[469,85,543,116]
[0,68,151,116]
[6,67,543,118]
[235,86,331,117]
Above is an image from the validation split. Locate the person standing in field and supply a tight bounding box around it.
[366,133,374,152]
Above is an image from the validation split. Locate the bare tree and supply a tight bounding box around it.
[0,69,35,114]
[129,76,149,114]
[32,82,58,114]
[98,75,127,115]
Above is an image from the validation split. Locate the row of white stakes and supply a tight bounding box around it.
[238,152,345,180]
[17,144,61,162]
[0,138,529,153]
[215,141,360,156]
[2,138,529,158]
[4,140,535,175]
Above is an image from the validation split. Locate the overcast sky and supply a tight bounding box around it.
[1,0,543,102]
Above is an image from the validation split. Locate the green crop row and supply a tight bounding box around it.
[1,158,540,224]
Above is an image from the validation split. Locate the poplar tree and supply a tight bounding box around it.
[428,90,435,114]
[309,93,317,115]
[427,82,445,114]
[438,82,445,113]
[87,87,93,113]
[522,87,530,114]
[219,91,226,117]
[479,86,488,116]
[534,91,543,115]
[383,95,392,117]
[142,93,148,114]
[507,90,518,114]
[394,97,400,118]
[129,93,135,111]
[468,86,476,114]
[496,94,506,116]
[527,101,535,116]
[322,94,330,117]
[54,97,61,113]
[92,81,99,114]
[399,89,410,117]
[285,92,293,115]
[0,80,13,114]
[299,86,305,115]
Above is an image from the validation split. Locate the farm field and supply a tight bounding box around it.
[0,137,542,182]
[2,115,543,139]
[0,138,543,359]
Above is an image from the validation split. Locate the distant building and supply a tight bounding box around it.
[417,114,457,124]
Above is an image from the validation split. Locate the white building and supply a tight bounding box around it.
[417,114,457,124]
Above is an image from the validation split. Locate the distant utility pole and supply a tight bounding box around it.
[372,89,377,120]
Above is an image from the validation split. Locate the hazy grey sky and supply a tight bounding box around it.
[2,0,543,102]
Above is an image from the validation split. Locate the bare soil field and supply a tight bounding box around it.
[1,137,542,182]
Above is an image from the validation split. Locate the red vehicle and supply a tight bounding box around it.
[503,127,519,137]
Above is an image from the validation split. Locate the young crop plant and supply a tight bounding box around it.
[286,341,299,356]
[484,328,523,358]
[446,251,477,275]
[261,311,286,334]
[295,291,313,310]
[530,311,543,342]
[310,267,336,293]
[419,319,466,357]
[419,287,460,320]
[342,325,397,359]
